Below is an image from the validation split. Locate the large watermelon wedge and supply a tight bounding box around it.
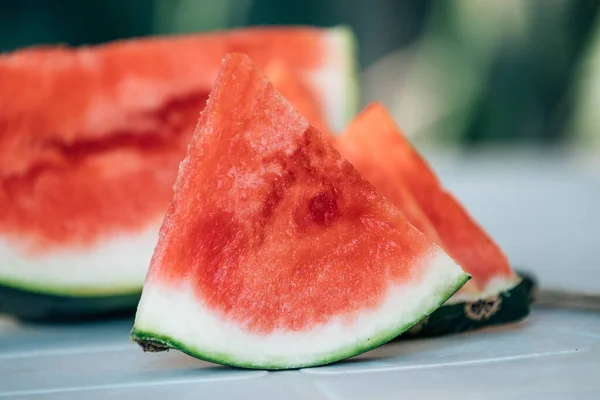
[335,103,532,337]
[131,54,469,370]
[0,26,357,321]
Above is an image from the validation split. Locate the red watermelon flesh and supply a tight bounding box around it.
[0,27,352,252]
[335,103,516,292]
[131,53,468,369]
[334,127,441,244]
[0,97,195,253]
[264,60,333,139]
[0,27,355,298]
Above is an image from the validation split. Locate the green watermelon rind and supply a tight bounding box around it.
[0,271,534,339]
[401,273,534,339]
[0,275,142,297]
[0,282,141,322]
[0,275,142,321]
[130,274,470,370]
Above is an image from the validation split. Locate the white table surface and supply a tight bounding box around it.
[424,148,600,295]
[1,149,599,399]
[1,309,598,399]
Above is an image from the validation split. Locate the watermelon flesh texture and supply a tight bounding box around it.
[0,26,354,178]
[335,103,519,299]
[264,60,333,140]
[131,53,469,369]
[0,26,356,297]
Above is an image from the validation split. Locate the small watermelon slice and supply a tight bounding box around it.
[0,26,357,320]
[131,54,469,369]
[335,103,530,337]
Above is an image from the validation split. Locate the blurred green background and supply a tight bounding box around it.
[2,0,600,148]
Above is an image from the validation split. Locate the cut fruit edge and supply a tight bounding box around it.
[131,249,469,370]
[403,272,534,339]
[317,25,359,133]
[0,222,161,296]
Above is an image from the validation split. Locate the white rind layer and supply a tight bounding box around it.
[312,26,358,133]
[0,224,161,295]
[133,248,468,368]
[445,274,521,304]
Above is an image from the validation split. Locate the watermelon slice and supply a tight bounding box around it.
[131,53,469,369]
[0,26,357,320]
[335,102,531,336]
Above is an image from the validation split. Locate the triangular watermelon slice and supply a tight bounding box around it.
[131,54,469,369]
[336,103,518,293]
[335,103,530,336]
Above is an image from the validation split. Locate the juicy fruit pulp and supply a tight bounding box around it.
[0,27,356,306]
[131,53,468,369]
[0,26,354,253]
[335,103,516,291]
[0,99,195,252]
[264,60,333,139]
